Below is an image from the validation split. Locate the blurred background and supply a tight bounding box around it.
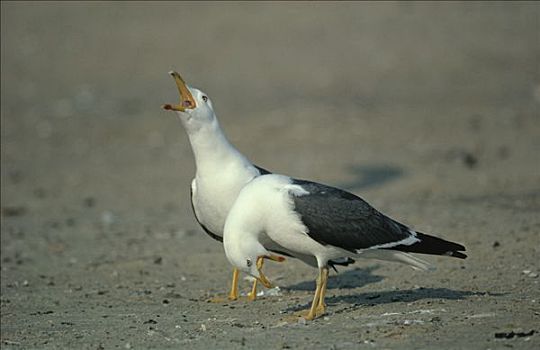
[2,2,539,220]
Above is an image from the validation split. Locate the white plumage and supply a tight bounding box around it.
[224,174,465,320]
[162,72,353,301]
[163,71,466,318]
[163,71,264,300]
[224,174,433,272]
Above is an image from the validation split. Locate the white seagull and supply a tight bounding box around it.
[162,72,353,301]
[224,174,467,320]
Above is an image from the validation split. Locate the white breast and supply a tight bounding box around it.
[191,163,260,236]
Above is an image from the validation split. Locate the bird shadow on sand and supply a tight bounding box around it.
[335,164,404,191]
[283,287,499,314]
[284,266,383,291]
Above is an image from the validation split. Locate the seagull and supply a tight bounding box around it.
[161,72,353,301]
[162,71,266,301]
[223,174,467,320]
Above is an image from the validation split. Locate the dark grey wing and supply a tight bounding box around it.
[290,179,413,252]
[291,179,467,259]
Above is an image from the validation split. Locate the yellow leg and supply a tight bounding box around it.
[304,268,324,321]
[315,267,329,316]
[228,268,240,301]
[247,279,258,301]
[248,257,265,301]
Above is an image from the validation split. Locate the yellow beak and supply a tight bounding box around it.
[255,255,285,288]
[162,71,197,112]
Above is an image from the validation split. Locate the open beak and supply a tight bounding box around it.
[162,71,197,112]
[255,255,285,288]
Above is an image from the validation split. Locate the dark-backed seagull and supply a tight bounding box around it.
[224,174,467,320]
[161,72,353,300]
[162,71,264,300]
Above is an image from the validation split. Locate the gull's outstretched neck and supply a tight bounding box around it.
[174,93,260,237]
[163,71,268,302]
[182,115,252,178]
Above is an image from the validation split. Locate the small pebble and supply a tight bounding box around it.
[83,197,95,208]
[101,211,115,225]
[462,152,478,168]
[2,206,27,217]
[522,270,537,278]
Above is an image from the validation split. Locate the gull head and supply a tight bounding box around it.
[224,236,285,288]
[162,71,216,128]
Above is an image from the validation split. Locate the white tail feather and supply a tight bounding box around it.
[358,250,435,271]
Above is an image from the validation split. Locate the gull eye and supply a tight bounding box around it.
[202,95,208,102]
[246,259,252,267]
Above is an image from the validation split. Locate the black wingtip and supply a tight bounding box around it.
[449,251,467,259]
[390,232,467,259]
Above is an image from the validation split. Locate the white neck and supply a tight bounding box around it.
[224,228,267,267]
[183,116,252,178]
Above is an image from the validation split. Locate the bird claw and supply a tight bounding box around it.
[315,303,326,317]
[290,309,320,321]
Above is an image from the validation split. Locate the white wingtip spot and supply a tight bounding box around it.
[366,234,420,250]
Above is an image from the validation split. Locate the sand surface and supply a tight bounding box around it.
[1,2,539,349]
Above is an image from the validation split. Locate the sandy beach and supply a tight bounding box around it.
[1,2,539,349]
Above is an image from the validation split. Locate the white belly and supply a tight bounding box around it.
[191,168,258,237]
